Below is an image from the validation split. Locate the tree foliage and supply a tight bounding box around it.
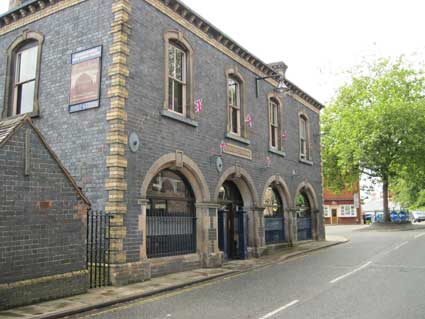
[322,58,425,220]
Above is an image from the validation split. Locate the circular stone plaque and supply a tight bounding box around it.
[128,132,140,153]
[216,156,223,172]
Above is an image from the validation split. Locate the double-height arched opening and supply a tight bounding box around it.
[262,176,292,245]
[215,166,258,260]
[146,169,196,258]
[295,182,319,241]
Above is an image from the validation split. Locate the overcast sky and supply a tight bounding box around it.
[1,0,424,104]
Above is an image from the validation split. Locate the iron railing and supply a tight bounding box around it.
[147,209,196,258]
[265,217,285,244]
[86,209,111,288]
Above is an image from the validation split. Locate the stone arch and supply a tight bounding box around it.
[141,152,210,202]
[294,180,320,241]
[294,180,319,210]
[214,165,259,207]
[261,175,292,209]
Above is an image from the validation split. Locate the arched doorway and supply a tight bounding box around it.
[264,185,285,244]
[146,169,196,258]
[217,181,248,260]
[295,189,313,240]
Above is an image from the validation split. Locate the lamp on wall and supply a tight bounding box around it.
[255,74,289,98]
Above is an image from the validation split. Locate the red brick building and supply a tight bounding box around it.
[324,182,362,224]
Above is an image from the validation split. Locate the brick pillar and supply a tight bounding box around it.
[106,0,131,286]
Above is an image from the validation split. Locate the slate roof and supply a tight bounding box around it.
[0,115,90,205]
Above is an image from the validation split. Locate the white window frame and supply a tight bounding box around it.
[228,77,241,136]
[339,205,356,217]
[167,43,186,115]
[12,44,39,116]
[323,205,331,217]
[269,99,279,149]
[299,116,308,160]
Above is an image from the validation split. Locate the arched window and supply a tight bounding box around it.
[146,169,196,258]
[3,31,44,117]
[268,96,283,151]
[299,114,311,161]
[225,68,247,141]
[228,76,241,135]
[163,31,194,119]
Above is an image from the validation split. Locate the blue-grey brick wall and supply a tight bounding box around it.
[124,0,324,261]
[0,123,87,284]
[0,0,114,210]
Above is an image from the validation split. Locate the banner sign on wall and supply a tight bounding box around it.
[69,46,102,113]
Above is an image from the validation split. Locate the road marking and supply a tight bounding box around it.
[393,241,408,250]
[258,300,299,319]
[414,232,425,239]
[330,261,372,284]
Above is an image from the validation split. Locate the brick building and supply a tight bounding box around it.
[0,115,90,309]
[324,182,362,224]
[0,0,325,286]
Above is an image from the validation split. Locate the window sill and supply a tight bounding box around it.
[161,110,198,127]
[225,132,250,145]
[299,158,313,166]
[268,147,286,157]
[2,111,39,119]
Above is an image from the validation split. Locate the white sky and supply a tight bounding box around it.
[1,0,424,104]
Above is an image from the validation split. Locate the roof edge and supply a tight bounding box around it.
[0,115,91,206]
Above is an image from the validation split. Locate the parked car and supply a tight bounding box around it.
[411,210,425,223]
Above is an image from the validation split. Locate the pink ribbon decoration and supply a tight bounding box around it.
[219,141,226,154]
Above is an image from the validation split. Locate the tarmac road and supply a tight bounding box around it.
[76,225,425,319]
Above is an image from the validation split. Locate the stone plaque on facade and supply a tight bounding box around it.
[223,143,252,160]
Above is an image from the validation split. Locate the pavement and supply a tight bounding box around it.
[62,225,425,319]
[358,222,425,232]
[0,236,347,319]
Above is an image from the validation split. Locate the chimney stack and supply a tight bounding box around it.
[9,0,22,10]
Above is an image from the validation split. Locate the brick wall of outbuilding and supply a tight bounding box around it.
[0,122,88,309]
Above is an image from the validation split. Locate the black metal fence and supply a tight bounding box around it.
[297,217,312,241]
[87,210,111,288]
[265,217,285,244]
[146,209,196,258]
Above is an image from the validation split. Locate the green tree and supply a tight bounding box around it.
[322,58,425,222]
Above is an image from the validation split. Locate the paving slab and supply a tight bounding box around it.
[0,238,347,319]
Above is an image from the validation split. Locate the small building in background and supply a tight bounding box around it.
[324,182,362,224]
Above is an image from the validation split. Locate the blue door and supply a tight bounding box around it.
[237,209,248,259]
[218,209,227,259]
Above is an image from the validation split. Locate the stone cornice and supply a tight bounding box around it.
[0,0,325,111]
[0,0,87,35]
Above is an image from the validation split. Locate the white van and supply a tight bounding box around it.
[411,210,425,223]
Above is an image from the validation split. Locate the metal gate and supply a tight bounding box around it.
[297,217,312,240]
[265,217,285,244]
[87,209,111,288]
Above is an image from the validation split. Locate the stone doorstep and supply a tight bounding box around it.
[0,239,347,319]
